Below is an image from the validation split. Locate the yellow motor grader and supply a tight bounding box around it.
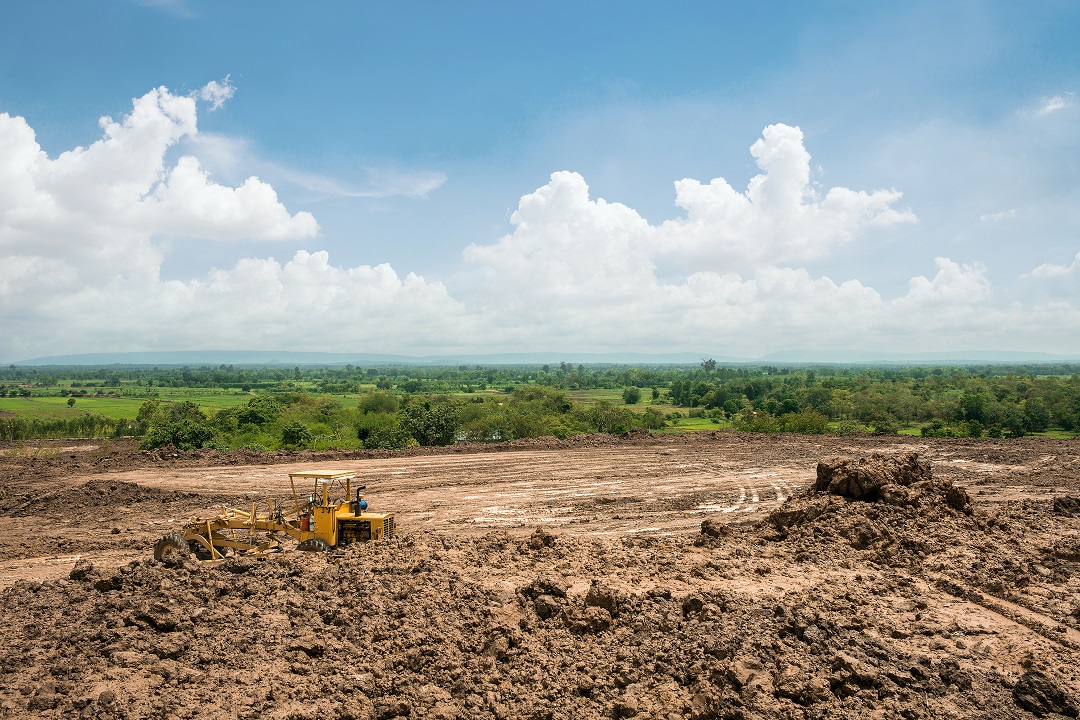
[153,469,395,563]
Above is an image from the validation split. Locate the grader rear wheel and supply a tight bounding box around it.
[153,534,191,565]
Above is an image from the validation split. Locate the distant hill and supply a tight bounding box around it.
[760,350,1079,364]
[7,349,1079,367]
[8,350,726,367]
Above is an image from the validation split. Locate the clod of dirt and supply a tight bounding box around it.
[815,451,931,501]
[519,575,569,599]
[1052,539,1080,563]
[585,579,621,616]
[1013,668,1080,717]
[700,518,730,538]
[1054,496,1080,518]
[945,484,974,515]
[527,526,556,549]
[69,559,94,581]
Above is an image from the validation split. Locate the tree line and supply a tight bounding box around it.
[2,362,1079,444]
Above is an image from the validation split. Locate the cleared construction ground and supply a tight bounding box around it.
[1,432,1079,718]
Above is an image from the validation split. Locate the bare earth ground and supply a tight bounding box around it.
[2,432,1080,719]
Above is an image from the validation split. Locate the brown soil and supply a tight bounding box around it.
[2,432,1080,719]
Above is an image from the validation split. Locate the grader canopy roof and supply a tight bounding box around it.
[288,470,357,480]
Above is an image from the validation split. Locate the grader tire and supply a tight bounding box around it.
[297,538,331,553]
[153,534,191,565]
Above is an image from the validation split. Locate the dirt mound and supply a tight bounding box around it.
[2,528,1059,720]
[766,453,980,568]
[5,510,1080,716]
[2,479,199,517]
[815,451,932,500]
[813,451,972,514]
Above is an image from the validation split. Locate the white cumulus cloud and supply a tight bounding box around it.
[652,124,916,271]
[457,126,1075,356]
[1026,252,1080,279]
[2,90,1078,361]
[197,75,236,112]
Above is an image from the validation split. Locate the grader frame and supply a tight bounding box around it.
[153,469,395,562]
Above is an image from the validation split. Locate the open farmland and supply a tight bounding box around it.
[2,432,1080,719]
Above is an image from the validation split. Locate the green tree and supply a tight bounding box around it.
[732,408,780,433]
[622,386,642,405]
[1022,397,1051,433]
[586,401,637,434]
[281,420,314,448]
[920,419,953,438]
[399,402,459,446]
[140,401,216,451]
[869,414,900,435]
[778,409,829,434]
[358,391,400,415]
[67,397,76,408]
[642,406,666,430]
[236,396,283,427]
[135,398,160,436]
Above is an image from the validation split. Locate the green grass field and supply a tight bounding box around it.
[0,391,252,420]
[657,416,729,433]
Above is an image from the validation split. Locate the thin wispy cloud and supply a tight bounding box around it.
[131,0,195,19]
[1034,92,1075,115]
[979,209,1016,222]
[189,132,447,200]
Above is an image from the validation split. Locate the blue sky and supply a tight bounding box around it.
[1,1,1079,360]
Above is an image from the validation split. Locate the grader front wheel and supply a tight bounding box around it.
[153,534,191,565]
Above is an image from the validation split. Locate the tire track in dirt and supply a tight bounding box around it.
[91,447,815,539]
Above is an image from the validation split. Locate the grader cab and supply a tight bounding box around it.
[153,469,395,563]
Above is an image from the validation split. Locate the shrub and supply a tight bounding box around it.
[778,409,829,434]
[732,408,780,433]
